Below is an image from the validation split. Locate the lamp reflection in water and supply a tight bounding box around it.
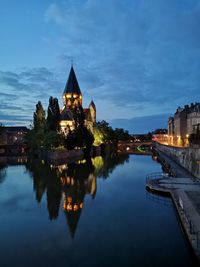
[60,159,96,238]
[25,153,129,238]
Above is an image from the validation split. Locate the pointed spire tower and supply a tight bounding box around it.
[62,66,82,109]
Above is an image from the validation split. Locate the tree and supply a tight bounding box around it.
[74,126,94,153]
[0,123,5,144]
[43,131,63,150]
[73,105,85,129]
[64,130,77,150]
[26,101,46,153]
[114,128,130,141]
[33,101,46,131]
[47,97,60,132]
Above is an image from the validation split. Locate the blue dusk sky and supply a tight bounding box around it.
[0,0,200,133]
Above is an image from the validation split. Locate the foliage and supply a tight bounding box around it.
[152,129,167,134]
[43,131,63,150]
[114,128,130,141]
[33,101,46,131]
[0,123,5,144]
[64,130,77,150]
[72,105,85,128]
[26,128,45,152]
[28,101,63,152]
[94,120,130,145]
[47,96,60,132]
[74,126,94,149]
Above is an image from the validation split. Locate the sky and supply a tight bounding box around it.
[0,0,200,133]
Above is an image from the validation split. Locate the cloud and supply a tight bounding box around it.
[44,3,66,26]
[0,67,64,126]
[44,0,200,118]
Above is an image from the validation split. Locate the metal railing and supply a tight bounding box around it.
[146,172,169,183]
[146,191,173,207]
[174,194,200,251]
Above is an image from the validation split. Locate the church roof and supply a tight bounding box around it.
[83,108,92,121]
[89,100,96,110]
[63,66,82,95]
[60,108,74,121]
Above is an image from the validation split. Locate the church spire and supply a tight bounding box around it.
[63,66,82,95]
[62,66,82,109]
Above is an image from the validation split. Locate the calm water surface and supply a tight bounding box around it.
[0,154,199,267]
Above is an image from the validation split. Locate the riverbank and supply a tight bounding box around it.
[147,147,200,262]
[154,142,200,178]
[41,143,116,164]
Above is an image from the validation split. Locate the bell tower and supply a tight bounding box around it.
[62,66,82,109]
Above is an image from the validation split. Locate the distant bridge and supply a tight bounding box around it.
[117,141,152,154]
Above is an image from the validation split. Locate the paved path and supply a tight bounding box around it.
[147,148,200,261]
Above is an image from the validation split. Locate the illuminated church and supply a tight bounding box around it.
[60,66,96,134]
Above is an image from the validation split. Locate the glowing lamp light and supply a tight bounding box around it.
[67,197,72,203]
[66,94,71,99]
[73,204,79,211]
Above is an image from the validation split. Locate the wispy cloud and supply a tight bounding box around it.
[0,67,64,126]
[1,0,200,129]
[44,0,200,119]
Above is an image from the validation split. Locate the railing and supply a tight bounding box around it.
[146,191,173,207]
[174,194,200,252]
[146,172,169,183]
[183,207,200,250]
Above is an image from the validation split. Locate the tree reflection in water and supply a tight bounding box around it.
[25,153,129,237]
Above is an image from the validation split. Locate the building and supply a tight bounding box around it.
[168,103,200,146]
[168,117,174,145]
[60,66,96,135]
[0,126,29,145]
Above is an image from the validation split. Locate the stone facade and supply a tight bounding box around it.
[168,103,200,146]
[60,66,96,135]
[155,142,200,179]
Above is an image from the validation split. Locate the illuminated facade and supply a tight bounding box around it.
[60,66,96,134]
[168,103,200,146]
[0,126,29,145]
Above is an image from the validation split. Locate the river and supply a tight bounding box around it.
[0,154,199,267]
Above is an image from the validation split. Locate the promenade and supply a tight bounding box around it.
[147,149,200,261]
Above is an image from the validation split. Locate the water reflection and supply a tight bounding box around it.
[25,154,129,237]
[0,156,28,184]
[0,165,7,184]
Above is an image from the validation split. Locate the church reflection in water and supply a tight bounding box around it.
[25,154,129,237]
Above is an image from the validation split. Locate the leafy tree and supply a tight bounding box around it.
[114,128,130,141]
[73,105,85,129]
[0,123,5,144]
[43,131,63,150]
[64,130,77,150]
[47,97,60,132]
[74,126,94,154]
[26,102,46,153]
[33,101,46,131]
[94,120,114,144]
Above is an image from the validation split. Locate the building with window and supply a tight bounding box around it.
[168,103,200,146]
[60,66,96,135]
[0,126,29,145]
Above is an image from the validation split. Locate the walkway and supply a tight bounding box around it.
[146,149,200,261]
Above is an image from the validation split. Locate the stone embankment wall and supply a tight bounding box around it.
[43,144,115,163]
[45,149,84,161]
[155,142,200,179]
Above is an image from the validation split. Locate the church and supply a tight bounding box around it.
[60,66,96,135]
